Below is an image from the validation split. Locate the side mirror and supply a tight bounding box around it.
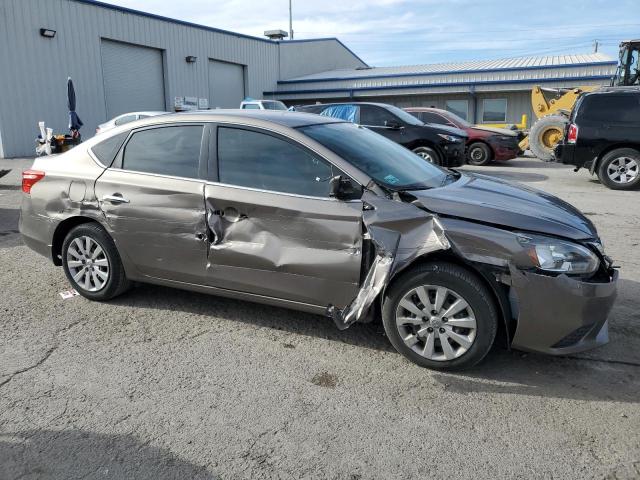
[329,175,362,200]
[385,120,402,130]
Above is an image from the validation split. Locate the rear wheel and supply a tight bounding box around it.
[382,262,498,370]
[529,114,568,161]
[412,146,441,165]
[62,223,131,301]
[597,148,640,190]
[467,142,492,166]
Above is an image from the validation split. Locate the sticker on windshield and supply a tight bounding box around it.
[384,174,400,185]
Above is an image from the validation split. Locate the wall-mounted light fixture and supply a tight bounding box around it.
[185,56,197,63]
[40,28,56,38]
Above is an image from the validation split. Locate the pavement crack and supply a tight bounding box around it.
[0,345,58,389]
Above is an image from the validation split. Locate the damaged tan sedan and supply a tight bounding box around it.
[20,111,618,370]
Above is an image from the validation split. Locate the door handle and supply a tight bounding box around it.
[102,194,130,204]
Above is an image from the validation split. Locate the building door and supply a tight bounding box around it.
[208,60,246,109]
[101,39,166,119]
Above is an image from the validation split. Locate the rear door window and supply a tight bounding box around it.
[217,127,335,197]
[121,125,204,179]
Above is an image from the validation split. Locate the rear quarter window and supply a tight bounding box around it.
[90,132,128,166]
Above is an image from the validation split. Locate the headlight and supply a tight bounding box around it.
[437,134,463,143]
[517,233,599,274]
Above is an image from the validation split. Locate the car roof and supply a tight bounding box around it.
[134,109,346,128]
[299,101,396,109]
[585,86,640,95]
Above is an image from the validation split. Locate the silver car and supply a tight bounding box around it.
[95,111,167,134]
[20,111,618,370]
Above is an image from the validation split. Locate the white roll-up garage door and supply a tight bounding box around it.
[209,60,246,109]
[101,40,166,119]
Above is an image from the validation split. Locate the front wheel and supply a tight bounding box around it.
[597,148,640,190]
[382,262,498,370]
[412,146,441,165]
[62,223,131,301]
[467,142,493,166]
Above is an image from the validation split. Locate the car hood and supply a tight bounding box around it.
[424,123,468,138]
[471,125,518,136]
[409,172,597,240]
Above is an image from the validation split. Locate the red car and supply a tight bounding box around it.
[405,107,521,166]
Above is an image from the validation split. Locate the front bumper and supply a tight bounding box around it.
[487,138,520,161]
[509,267,618,355]
[441,142,466,167]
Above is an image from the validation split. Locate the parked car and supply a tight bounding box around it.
[405,107,521,166]
[96,111,167,135]
[240,99,288,110]
[554,87,640,190]
[20,110,617,370]
[295,102,467,167]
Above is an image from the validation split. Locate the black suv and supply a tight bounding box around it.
[295,102,467,167]
[555,87,640,190]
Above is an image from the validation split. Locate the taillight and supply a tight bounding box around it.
[22,170,45,194]
[567,123,578,144]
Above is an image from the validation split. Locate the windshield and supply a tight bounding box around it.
[299,122,451,190]
[263,101,288,111]
[382,104,424,126]
[443,111,471,128]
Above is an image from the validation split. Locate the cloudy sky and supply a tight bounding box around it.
[99,0,639,66]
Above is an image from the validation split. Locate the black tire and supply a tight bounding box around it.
[61,222,131,301]
[528,114,568,161]
[597,148,640,190]
[412,146,441,165]
[467,142,493,166]
[382,262,498,371]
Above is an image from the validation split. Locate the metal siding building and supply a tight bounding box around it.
[268,54,617,125]
[0,0,366,158]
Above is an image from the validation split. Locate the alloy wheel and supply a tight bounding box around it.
[395,284,477,361]
[66,236,110,292]
[607,156,639,184]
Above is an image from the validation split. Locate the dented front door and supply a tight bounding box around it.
[203,184,363,308]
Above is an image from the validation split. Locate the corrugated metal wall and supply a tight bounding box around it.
[278,40,367,80]
[0,0,280,157]
[0,0,368,157]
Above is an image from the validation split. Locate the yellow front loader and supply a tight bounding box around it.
[520,86,598,160]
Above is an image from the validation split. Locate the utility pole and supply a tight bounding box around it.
[289,0,293,40]
[593,39,599,53]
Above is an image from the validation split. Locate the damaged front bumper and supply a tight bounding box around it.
[508,267,618,355]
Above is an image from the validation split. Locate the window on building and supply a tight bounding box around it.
[482,99,507,123]
[217,127,335,197]
[122,126,203,178]
[445,100,469,121]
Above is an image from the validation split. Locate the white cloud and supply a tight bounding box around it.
[98,0,639,65]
